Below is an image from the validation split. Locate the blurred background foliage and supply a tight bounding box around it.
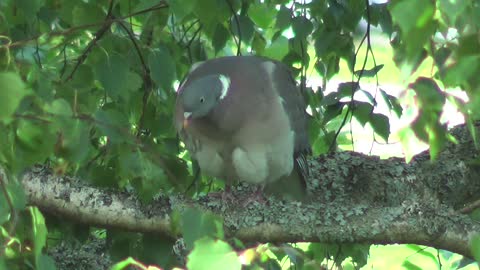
[0,0,479,269]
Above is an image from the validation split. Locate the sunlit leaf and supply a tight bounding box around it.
[231,15,255,45]
[248,3,276,29]
[187,238,241,270]
[262,36,289,60]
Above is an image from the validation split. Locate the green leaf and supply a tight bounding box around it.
[275,5,292,30]
[212,24,229,53]
[15,119,55,166]
[308,243,338,262]
[148,48,177,91]
[252,31,267,54]
[248,3,276,29]
[45,99,73,117]
[36,254,57,270]
[312,130,335,155]
[95,55,130,101]
[231,15,255,45]
[322,102,345,125]
[380,90,403,117]
[0,72,28,124]
[389,0,436,64]
[16,0,43,21]
[337,82,359,98]
[56,120,92,163]
[409,77,445,112]
[187,238,241,270]
[405,244,438,265]
[471,234,480,263]
[0,257,6,270]
[354,64,384,78]
[342,244,370,267]
[107,230,139,262]
[353,101,373,127]
[181,208,223,250]
[402,260,423,270]
[140,234,177,268]
[263,36,289,61]
[283,246,305,268]
[94,108,130,143]
[439,0,469,25]
[119,150,167,202]
[194,0,230,33]
[6,180,26,211]
[389,0,434,34]
[0,191,9,224]
[370,113,390,142]
[30,207,48,261]
[72,2,105,25]
[168,0,196,22]
[292,16,313,40]
[442,55,480,88]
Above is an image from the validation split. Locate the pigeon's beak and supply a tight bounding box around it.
[183,112,192,128]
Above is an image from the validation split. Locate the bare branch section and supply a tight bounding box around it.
[22,124,480,258]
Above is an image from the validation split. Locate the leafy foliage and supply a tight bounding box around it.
[0,0,479,269]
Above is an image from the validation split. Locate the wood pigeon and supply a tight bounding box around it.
[174,56,311,198]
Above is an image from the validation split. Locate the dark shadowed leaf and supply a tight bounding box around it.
[353,101,373,127]
[354,64,384,78]
[95,55,130,101]
[292,16,313,40]
[380,89,403,117]
[231,15,255,45]
[370,113,390,142]
[275,5,292,30]
[409,77,445,112]
[212,23,229,53]
[148,48,177,91]
[94,108,130,143]
[337,82,359,98]
[181,208,223,250]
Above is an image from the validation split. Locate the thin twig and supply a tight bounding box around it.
[116,20,153,136]
[8,2,169,49]
[64,0,117,82]
[459,199,480,214]
[179,20,200,44]
[329,0,371,152]
[226,0,241,56]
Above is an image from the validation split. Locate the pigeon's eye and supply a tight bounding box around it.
[200,97,205,103]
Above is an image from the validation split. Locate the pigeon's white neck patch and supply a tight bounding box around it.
[218,74,231,100]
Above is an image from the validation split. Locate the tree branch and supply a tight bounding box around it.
[21,123,480,258]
